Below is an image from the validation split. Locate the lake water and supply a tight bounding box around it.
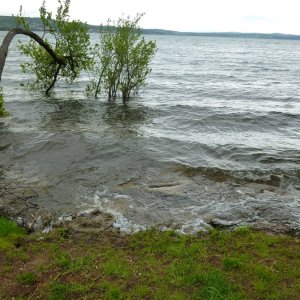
[1,33,300,233]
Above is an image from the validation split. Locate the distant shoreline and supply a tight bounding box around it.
[143,30,300,41]
[1,15,300,41]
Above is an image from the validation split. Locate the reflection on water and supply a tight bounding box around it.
[38,96,151,134]
[102,102,149,128]
[40,98,92,131]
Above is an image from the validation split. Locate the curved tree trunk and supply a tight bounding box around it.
[0,28,65,82]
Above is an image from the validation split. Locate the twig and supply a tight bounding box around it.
[28,207,42,230]
[28,285,39,300]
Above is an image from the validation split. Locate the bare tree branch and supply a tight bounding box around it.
[0,28,65,82]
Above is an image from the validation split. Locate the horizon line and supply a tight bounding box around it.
[0,15,300,37]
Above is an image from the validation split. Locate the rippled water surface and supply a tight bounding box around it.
[1,33,300,233]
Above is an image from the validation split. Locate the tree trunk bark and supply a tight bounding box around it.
[122,90,130,104]
[0,28,65,82]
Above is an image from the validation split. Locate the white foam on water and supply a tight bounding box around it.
[76,189,211,234]
[77,189,147,234]
[75,178,300,235]
[178,219,209,235]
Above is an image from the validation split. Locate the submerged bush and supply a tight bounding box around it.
[0,86,9,117]
[87,14,157,104]
[1,1,156,111]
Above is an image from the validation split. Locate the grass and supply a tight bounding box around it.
[0,217,299,299]
[16,271,38,285]
[0,216,25,238]
[0,216,25,250]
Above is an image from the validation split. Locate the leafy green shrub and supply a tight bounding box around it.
[88,14,157,103]
[16,0,92,94]
[0,86,9,117]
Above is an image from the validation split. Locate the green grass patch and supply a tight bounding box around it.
[48,282,92,299]
[199,270,243,299]
[51,245,95,273]
[54,250,72,270]
[101,249,132,279]
[223,256,243,270]
[0,225,299,299]
[49,282,69,300]
[0,217,25,238]
[0,217,25,251]
[100,282,124,299]
[16,271,37,285]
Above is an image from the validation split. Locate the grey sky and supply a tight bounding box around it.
[1,0,300,34]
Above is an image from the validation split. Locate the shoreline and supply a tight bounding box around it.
[1,169,299,237]
[1,200,299,237]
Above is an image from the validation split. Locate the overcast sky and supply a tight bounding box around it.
[1,0,300,34]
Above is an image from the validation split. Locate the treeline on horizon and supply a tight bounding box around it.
[1,15,300,40]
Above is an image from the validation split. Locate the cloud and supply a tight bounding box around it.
[1,0,300,34]
[243,16,278,23]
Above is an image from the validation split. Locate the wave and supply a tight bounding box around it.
[174,164,300,188]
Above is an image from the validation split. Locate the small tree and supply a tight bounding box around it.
[88,14,157,104]
[0,0,93,117]
[16,0,93,94]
